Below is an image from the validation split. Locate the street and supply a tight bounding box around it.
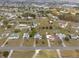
[0,46,79,51]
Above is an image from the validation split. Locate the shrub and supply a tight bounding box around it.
[3,51,9,58]
[64,36,70,41]
[30,28,37,37]
[49,26,53,29]
[14,29,21,33]
[7,25,12,28]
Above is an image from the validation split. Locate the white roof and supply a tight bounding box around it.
[46,35,55,40]
[19,24,27,27]
[56,33,66,40]
[8,33,19,39]
[23,33,29,39]
[34,33,42,39]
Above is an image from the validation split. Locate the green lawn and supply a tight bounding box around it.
[50,39,62,47]
[36,50,58,58]
[11,50,35,58]
[5,39,22,47]
[35,39,48,47]
[60,50,76,58]
[23,39,34,47]
[64,40,79,46]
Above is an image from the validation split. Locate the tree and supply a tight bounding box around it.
[0,16,4,21]
[14,29,21,33]
[42,27,45,29]
[64,36,70,41]
[49,26,53,29]
[30,28,37,37]
[46,26,48,29]
[7,25,12,28]
[3,20,8,26]
[42,41,45,44]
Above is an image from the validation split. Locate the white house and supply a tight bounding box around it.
[27,16,33,19]
[58,21,68,28]
[49,20,53,24]
[46,34,55,41]
[56,33,66,40]
[71,23,79,33]
[70,34,79,40]
[46,32,60,41]
[31,22,38,28]
[15,24,31,30]
[2,32,10,38]
[34,33,42,40]
[8,33,19,40]
[5,13,17,20]
[23,33,29,39]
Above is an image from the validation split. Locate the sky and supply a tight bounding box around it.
[1,0,79,3]
[20,0,79,2]
[67,0,79,2]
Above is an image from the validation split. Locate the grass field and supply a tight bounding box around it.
[35,39,48,47]
[5,39,22,47]
[60,50,77,58]
[35,50,58,58]
[23,39,34,47]
[11,50,35,58]
[64,40,79,46]
[50,39,62,47]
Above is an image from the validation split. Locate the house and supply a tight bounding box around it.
[58,20,68,28]
[70,34,79,40]
[18,24,27,27]
[27,16,33,20]
[46,35,55,41]
[23,33,29,39]
[56,33,66,40]
[71,23,79,33]
[2,32,10,38]
[52,16,59,20]
[34,33,42,40]
[15,24,31,30]
[8,22,15,26]
[72,24,79,29]
[5,13,17,20]
[0,21,3,27]
[49,20,53,24]
[31,22,38,28]
[75,30,79,33]
[46,32,60,41]
[47,14,59,21]
[8,33,19,40]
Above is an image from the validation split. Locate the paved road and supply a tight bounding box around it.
[0,46,79,51]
